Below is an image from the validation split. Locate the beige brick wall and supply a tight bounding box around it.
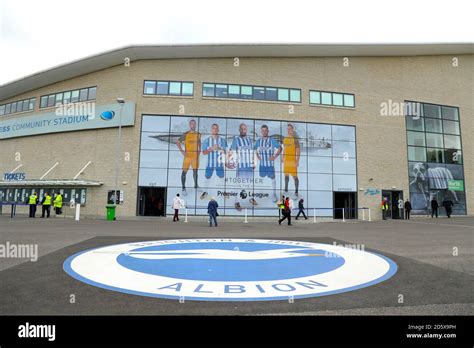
[1,55,472,218]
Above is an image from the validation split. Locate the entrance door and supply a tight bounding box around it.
[333,192,357,219]
[381,190,403,219]
[138,187,166,217]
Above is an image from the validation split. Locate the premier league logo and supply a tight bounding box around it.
[63,239,397,301]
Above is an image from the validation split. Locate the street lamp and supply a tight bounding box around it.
[114,98,125,211]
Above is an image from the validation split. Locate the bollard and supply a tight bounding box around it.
[244,208,248,223]
[368,208,372,222]
[313,208,318,223]
[184,209,188,223]
[75,204,81,221]
[362,208,365,221]
[342,208,345,222]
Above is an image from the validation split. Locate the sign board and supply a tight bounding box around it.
[107,190,124,205]
[3,173,26,181]
[448,180,464,191]
[0,102,135,140]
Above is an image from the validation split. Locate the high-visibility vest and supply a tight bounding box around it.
[54,194,63,208]
[44,195,52,206]
[29,195,37,205]
[381,202,388,210]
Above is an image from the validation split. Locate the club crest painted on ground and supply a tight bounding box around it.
[63,239,397,301]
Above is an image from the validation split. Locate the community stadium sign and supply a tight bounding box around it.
[0,103,135,139]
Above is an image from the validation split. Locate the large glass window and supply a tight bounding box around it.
[405,101,466,215]
[143,80,193,97]
[202,82,301,103]
[139,115,356,217]
[39,86,96,108]
[310,90,355,108]
[0,97,36,116]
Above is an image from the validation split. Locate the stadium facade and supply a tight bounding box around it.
[0,44,472,219]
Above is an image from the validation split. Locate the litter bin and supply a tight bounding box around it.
[106,204,116,221]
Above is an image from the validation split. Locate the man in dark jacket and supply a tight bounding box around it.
[431,198,439,218]
[207,197,218,227]
[295,198,308,220]
[404,199,412,220]
[278,197,292,226]
[442,199,454,218]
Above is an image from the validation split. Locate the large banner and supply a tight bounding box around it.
[139,115,357,216]
[0,102,135,139]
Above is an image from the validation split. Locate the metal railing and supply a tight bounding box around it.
[175,206,372,223]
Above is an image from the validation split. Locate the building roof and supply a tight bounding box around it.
[1,43,473,101]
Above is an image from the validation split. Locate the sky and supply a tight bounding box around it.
[0,0,473,85]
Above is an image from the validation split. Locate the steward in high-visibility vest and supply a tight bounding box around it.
[41,193,52,218]
[28,193,38,218]
[54,193,63,215]
[29,193,38,205]
[381,199,389,220]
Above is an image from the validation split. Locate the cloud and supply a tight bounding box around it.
[0,0,473,85]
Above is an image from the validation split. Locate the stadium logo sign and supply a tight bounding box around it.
[100,111,115,121]
[63,239,397,301]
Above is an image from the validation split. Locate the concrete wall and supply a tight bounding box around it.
[1,55,472,218]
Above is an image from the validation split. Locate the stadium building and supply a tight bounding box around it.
[0,44,472,219]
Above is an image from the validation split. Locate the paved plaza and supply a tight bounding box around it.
[0,214,472,315]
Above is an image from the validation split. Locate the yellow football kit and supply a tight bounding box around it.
[283,135,299,176]
[179,131,201,170]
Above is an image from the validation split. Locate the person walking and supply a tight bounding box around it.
[41,192,52,218]
[207,196,219,227]
[278,195,286,220]
[431,198,439,218]
[404,199,412,220]
[53,192,63,215]
[295,198,308,220]
[172,193,185,222]
[442,199,454,218]
[278,197,292,225]
[381,198,389,220]
[28,192,39,218]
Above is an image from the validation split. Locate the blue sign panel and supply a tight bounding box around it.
[0,103,135,139]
